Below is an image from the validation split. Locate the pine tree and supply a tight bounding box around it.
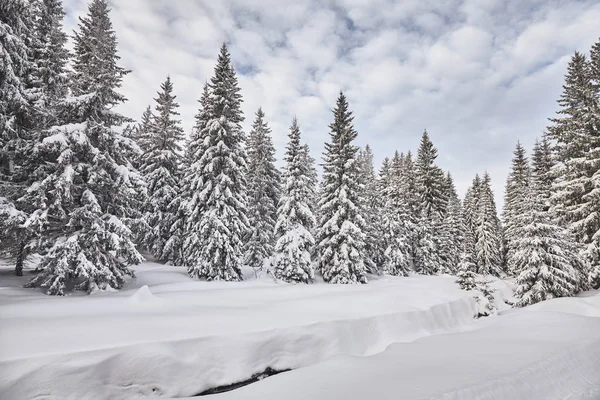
[503,142,530,274]
[357,144,382,273]
[439,173,462,274]
[414,130,448,219]
[531,134,554,211]
[463,174,482,265]
[413,130,446,274]
[475,173,503,276]
[244,108,280,271]
[548,50,600,287]
[299,143,318,216]
[24,0,144,295]
[140,76,184,263]
[455,227,477,291]
[179,83,211,267]
[30,0,70,127]
[273,117,316,283]
[514,176,588,307]
[0,0,40,275]
[381,152,413,276]
[186,44,249,281]
[316,92,367,284]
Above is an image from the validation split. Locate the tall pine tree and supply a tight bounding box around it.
[357,144,381,273]
[503,142,530,274]
[25,0,144,294]
[273,117,316,283]
[140,76,184,263]
[316,92,367,284]
[186,44,249,281]
[475,173,503,276]
[244,108,280,271]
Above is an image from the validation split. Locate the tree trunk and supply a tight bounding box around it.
[15,241,25,276]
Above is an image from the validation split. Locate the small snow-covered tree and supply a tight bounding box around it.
[244,108,281,271]
[140,76,184,263]
[475,173,503,276]
[316,92,367,284]
[455,233,477,291]
[503,142,530,274]
[273,117,316,283]
[186,44,249,281]
[24,0,144,295]
[299,143,318,216]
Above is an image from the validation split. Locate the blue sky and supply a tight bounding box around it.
[62,0,600,207]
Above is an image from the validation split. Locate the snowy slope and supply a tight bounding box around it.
[0,262,502,399]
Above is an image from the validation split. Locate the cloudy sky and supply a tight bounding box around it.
[62,0,600,206]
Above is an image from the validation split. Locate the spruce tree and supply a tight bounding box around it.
[531,134,554,211]
[413,130,446,274]
[273,117,316,283]
[381,152,413,276]
[414,130,448,219]
[548,50,600,286]
[30,0,70,126]
[475,173,503,276]
[179,83,211,267]
[358,144,382,273]
[514,177,588,307]
[299,143,318,216]
[244,108,280,271]
[140,76,184,263]
[503,142,530,274]
[0,0,40,275]
[186,44,249,281]
[463,174,482,265]
[316,92,367,284]
[455,227,477,291]
[24,0,144,295]
[439,172,462,274]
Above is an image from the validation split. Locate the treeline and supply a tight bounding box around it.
[0,0,598,306]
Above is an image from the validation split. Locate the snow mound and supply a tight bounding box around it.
[128,285,159,303]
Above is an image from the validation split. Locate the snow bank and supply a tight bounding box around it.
[208,307,600,400]
[0,263,481,399]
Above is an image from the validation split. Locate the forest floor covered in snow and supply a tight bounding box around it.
[0,261,599,399]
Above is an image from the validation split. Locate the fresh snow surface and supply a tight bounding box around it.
[0,261,598,400]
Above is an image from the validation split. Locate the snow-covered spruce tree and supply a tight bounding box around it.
[0,0,39,275]
[503,142,530,274]
[413,130,447,274]
[164,84,210,267]
[299,142,318,216]
[439,172,463,274]
[514,177,588,307]
[139,76,184,263]
[358,144,382,273]
[463,174,482,265]
[186,44,249,281]
[30,0,70,127]
[316,92,367,284]
[475,173,503,276]
[381,152,413,276]
[273,117,316,283]
[24,0,144,295]
[455,228,477,291]
[548,50,600,286]
[531,134,554,211]
[244,108,281,271]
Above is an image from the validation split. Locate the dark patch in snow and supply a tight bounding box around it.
[194,367,291,396]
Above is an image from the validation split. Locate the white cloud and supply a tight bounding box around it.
[62,0,600,207]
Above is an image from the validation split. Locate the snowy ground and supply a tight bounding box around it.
[0,261,598,399]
